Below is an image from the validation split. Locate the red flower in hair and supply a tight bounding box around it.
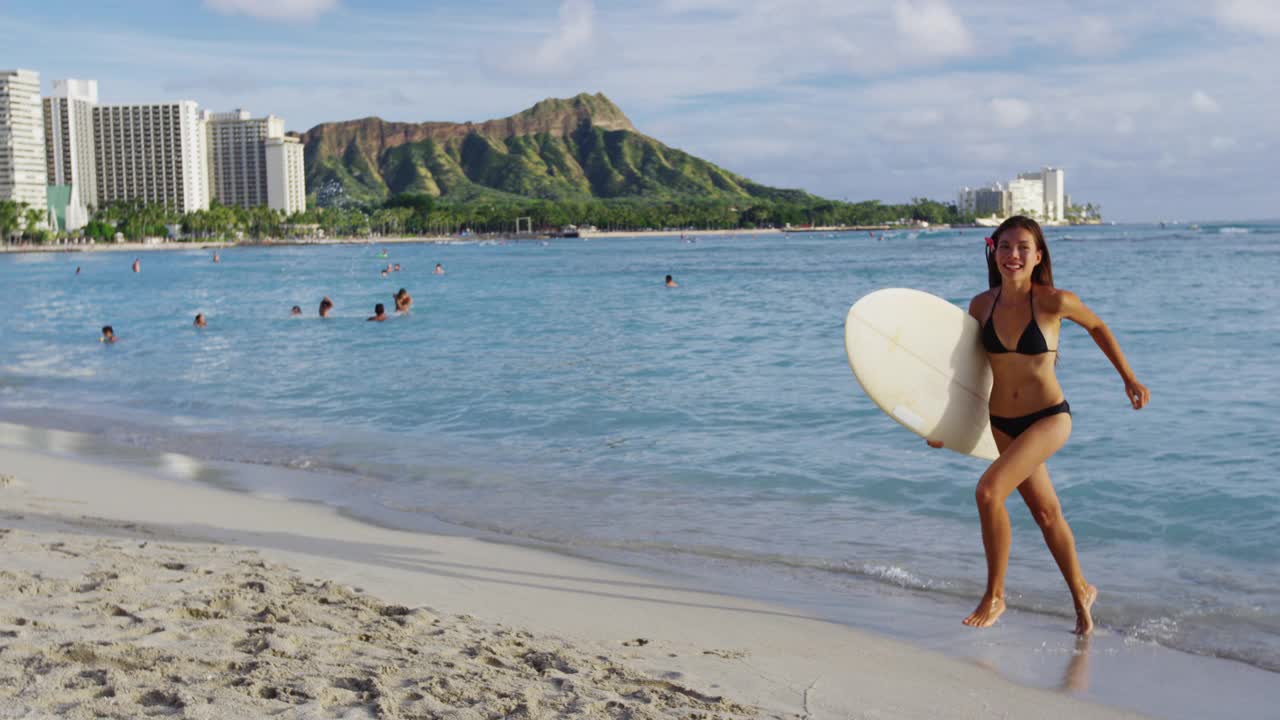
[984,236,995,249]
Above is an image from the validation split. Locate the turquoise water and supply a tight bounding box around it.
[1,225,1277,679]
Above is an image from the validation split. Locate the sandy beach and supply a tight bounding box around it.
[0,435,1148,719]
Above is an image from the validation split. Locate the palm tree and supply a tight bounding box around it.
[0,200,21,242]
[23,206,45,242]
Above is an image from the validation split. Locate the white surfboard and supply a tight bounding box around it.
[844,288,998,460]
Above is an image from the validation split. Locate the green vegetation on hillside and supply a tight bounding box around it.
[301,93,824,208]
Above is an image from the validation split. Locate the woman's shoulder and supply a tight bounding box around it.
[967,288,996,318]
[1035,285,1081,314]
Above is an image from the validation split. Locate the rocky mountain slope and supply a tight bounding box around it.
[299,93,810,205]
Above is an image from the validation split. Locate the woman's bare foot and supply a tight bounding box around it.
[963,593,1005,628]
[1074,584,1097,635]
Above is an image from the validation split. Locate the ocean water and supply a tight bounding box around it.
[1,225,1278,692]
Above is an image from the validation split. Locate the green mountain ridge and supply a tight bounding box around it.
[299,92,814,206]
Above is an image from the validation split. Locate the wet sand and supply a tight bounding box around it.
[0,441,1145,719]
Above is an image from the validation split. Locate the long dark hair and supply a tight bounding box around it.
[986,215,1054,289]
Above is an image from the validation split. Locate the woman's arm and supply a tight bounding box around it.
[1056,289,1150,410]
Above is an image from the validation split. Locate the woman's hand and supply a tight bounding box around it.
[1125,378,1150,410]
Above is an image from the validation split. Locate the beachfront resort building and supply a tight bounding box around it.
[264,135,306,215]
[958,166,1066,223]
[1042,167,1064,222]
[0,69,50,212]
[205,109,306,215]
[1010,174,1045,219]
[956,183,1010,218]
[43,79,98,214]
[9,67,308,230]
[93,100,211,214]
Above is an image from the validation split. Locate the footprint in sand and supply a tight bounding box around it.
[702,648,749,660]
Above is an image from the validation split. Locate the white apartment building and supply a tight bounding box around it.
[0,69,50,211]
[43,78,98,220]
[1042,166,1065,222]
[206,109,305,214]
[1010,173,1045,218]
[958,167,1068,222]
[93,101,210,213]
[206,109,281,209]
[265,135,306,215]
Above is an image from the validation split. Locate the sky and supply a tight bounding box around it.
[4,0,1278,221]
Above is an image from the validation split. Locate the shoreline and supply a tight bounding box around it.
[0,424,1150,719]
[0,229,781,254]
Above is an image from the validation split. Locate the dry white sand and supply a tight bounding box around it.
[0,445,1144,719]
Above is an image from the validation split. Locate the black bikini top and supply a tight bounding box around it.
[981,287,1055,355]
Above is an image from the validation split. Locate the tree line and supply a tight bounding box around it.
[3,195,978,244]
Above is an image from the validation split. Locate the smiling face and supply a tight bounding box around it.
[995,227,1042,283]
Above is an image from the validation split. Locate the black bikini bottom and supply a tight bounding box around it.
[990,400,1071,439]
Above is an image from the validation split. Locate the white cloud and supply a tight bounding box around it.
[1191,90,1221,113]
[1067,15,1125,55]
[524,0,597,74]
[893,0,973,57]
[9,1,1279,219]
[1216,0,1280,37]
[989,98,1032,128]
[659,0,739,12]
[900,108,943,128]
[203,0,338,22]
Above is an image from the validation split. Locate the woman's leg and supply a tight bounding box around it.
[964,413,1072,628]
[1017,464,1096,634]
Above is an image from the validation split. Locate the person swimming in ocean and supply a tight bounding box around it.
[290,306,302,316]
[665,274,678,288]
[100,326,116,343]
[75,266,81,275]
[131,258,140,273]
[433,263,445,275]
[193,313,206,328]
[928,215,1149,636]
[213,252,220,263]
[319,297,334,318]
[367,303,388,322]
[393,263,401,272]
[394,288,413,312]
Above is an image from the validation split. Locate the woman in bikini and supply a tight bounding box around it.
[931,215,1149,635]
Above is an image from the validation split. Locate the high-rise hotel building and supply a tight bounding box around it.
[265,135,306,216]
[206,109,281,209]
[1,69,50,210]
[959,166,1066,222]
[93,101,210,213]
[43,78,98,213]
[206,109,306,215]
[42,80,97,212]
